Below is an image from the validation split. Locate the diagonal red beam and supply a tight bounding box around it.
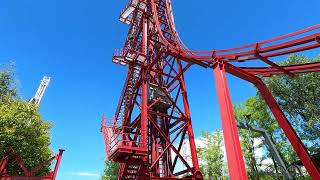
[168,85,182,118]
[30,156,56,175]
[166,62,192,88]
[256,81,320,178]
[11,151,29,175]
[0,155,9,174]
[149,123,186,170]
[177,60,201,175]
[129,114,141,128]
[52,149,65,180]
[163,56,179,76]
[254,42,294,77]
[255,53,294,77]
[172,129,187,172]
[148,115,194,174]
[148,74,186,118]
[224,62,320,179]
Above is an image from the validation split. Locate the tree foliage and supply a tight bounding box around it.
[0,64,52,176]
[234,97,292,179]
[233,55,319,178]
[0,64,17,103]
[101,160,119,180]
[264,55,320,151]
[197,129,227,180]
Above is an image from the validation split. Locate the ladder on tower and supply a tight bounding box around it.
[30,76,51,106]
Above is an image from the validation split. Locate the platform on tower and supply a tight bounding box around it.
[112,48,146,66]
[101,119,147,163]
[119,0,146,24]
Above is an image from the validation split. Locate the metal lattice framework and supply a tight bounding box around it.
[101,0,320,179]
[0,147,64,180]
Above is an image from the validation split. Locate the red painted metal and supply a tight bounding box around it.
[256,82,320,178]
[0,147,64,180]
[224,63,320,177]
[213,61,248,180]
[241,61,320,76]
[104,0,320,179]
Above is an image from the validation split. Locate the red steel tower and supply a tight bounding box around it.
[101,0,320,179]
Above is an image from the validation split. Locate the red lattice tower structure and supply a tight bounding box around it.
[101,0,320,179]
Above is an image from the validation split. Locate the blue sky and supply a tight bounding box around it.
[0,0,319,179]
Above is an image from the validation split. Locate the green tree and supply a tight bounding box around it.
[0,64,17,102]
[198,129,227,180]
[233,55,319,179]
[264,54,320,152]
[101,160,119,180]
[234,97,290,179]
[0,64,52,176]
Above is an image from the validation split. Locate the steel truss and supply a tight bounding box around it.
[102,0,320,179]
[0,147,64,180]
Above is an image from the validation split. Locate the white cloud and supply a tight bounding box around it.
[66,172,100,177]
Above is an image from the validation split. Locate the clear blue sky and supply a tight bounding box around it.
[0,0,319,179]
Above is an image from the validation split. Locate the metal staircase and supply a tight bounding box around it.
[103,0,147,161]
[114,66,141,128]
[119,163,141,179]
[101,64,148,162]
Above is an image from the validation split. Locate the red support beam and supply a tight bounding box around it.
[255,82,320,178]
[254,43,294,76]
[224,62,320,178]
[177,60,202,178]
[0,148,64,180]
[213,61,248,180]
[149,123,186,171]
[140,14,148,152]
[52,149,65,180]
[148,115,193,174]
[141,67,148,151]
[0,156,9,174]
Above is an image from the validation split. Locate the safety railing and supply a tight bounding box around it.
[119,0,146,24]
[101,117,146,159]
[112,48,146,66]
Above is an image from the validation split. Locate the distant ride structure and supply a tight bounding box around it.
[0,76,64,180]
[30,76,51,106]
[101,0,320,179]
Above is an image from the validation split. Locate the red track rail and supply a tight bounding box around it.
[242,61,320,76]
[151,0,320,72]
